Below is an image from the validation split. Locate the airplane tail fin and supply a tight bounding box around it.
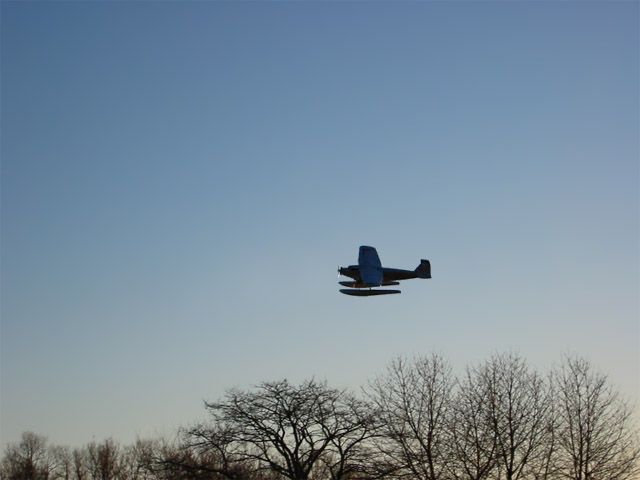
[415,259,431,279]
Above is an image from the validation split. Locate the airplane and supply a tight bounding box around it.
[338,246,431,296]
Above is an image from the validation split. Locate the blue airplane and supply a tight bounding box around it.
[338,246,431,296]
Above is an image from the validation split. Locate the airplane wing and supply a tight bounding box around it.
[358,246,382,268]
[358,246,383,286]
[359,265,383,287]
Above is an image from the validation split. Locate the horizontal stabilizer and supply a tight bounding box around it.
[340,289,401,296]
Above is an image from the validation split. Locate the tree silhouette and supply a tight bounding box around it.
[187,379,375,480]
[0,432,50,480]
[554,354,640,480]
[448,366,499,480]
[477,353,554,480]
[367,354,454,480]
[2,353,638,480]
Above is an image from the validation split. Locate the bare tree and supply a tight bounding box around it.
[122,440,162,480]
[474,353,553,480]
[161,429,251,480]
[3,352,639,480]
[118,441,158,480]
[70,448,90,480]
[554,354,640,480]
[189,379,376,480]
[367,354,454,480]
[314,393,377,480]
[1,432,51,480]
[70,439,161,480]
[85,439,124,480]
[447,366,498,480]
[47,446,72,480]
[531,376,561,480]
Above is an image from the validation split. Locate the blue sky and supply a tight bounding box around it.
[2,1,638,449]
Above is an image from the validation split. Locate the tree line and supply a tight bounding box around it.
[2,353,639,480]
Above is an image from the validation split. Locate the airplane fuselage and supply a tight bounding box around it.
[338,246,431,296]
[338,266,422,286]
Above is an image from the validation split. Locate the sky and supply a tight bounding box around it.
[1,0,638,450]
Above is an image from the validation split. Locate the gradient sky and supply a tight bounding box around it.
[2,1,638,450]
